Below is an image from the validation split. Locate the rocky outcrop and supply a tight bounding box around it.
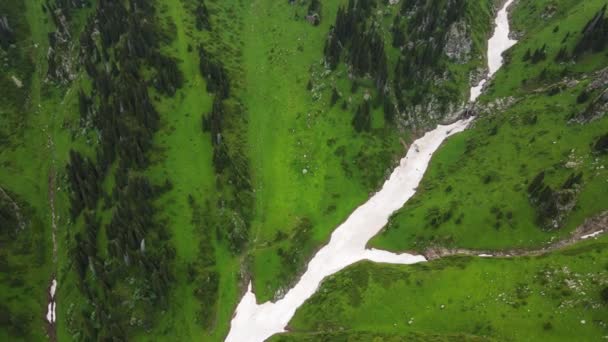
[47,9,76,84]
[400,98,467,130]
[540,3,558,20]
[571,67,608,123]
[587,66,608,91]
[578,89,608,122]
[468,96,517,117]
[444,20,472,63]
[469,65,488,88]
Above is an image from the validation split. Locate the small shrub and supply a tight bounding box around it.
[593,133,608,154]
[577,90,590,104]
[601,286,608,303]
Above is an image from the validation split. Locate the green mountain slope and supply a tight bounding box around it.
[240,0,496,303]
[371,0,608,253]
[1,0,606,341]
[280,0,608,340]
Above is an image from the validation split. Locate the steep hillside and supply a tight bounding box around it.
[236,0,495,303]
[2,0,493,339]
[279,0,608,340]
[371,0,608,253]
[1,0,606,341]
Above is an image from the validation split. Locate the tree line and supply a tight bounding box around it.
[392,0,467,111]
[198,42,253,254]
[322,0,471,132]
[62,0,183,339]
[324,0,388,90]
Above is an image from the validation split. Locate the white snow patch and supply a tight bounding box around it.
[46,302,55,323]
[581,230,603,240]
[47,278,57,324]
[469,80,487,103]
[470,0,517,102]
[46,303,53,323]
[50,279,57,298]
[362,248,426,264]
[487,0,518,76]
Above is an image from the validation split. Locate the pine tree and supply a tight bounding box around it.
[574,5,608,56]
[383,97,395,123]
[555,46,570,62]
[594,133,608,154]
[522,48,532,62]
[330,88,340,106]
[531,45,547,63]
[352,101,372,132]
[195,0,211,30]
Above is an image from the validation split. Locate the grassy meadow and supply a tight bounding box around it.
[279,235,608,341]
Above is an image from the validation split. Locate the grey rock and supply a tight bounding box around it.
[444,20,472,64]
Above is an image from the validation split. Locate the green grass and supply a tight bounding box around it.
[272,331,493,342]
[0,1,34,115]
[281,236,608,341]
[0,0,240,339]
[126,0,245,340]
[0,197,50,342]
